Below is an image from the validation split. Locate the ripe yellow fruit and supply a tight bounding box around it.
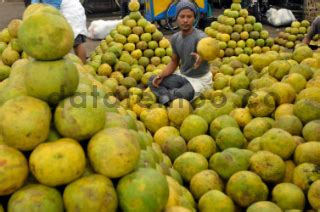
[128,0,140,12]
[197,37,220,61]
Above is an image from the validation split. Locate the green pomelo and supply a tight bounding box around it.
[117,168,169,211]
[173,152,208,182]
[25,58,79,105]
[209,148,253,180]
[54,95,106,141]
[18,9,74,60]
[8,184,63,212]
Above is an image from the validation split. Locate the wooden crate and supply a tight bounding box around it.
[304,0,320,21]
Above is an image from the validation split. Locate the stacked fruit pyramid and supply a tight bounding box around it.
[204,2,279,57]
[86,0,172,89]
[274,20,311,49]
[1,1,320,212]
[0,19,25,81]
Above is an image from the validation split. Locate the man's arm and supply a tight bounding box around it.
[303,17,320,45]
[159,53,179,78]
[152,53,179,87]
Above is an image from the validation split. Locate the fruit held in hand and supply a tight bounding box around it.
[197,37,220,61]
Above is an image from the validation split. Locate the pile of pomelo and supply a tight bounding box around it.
[274,20,311,49]
[204,2,278,57]
[1,0,320,211]
[86,0,172,90]
[0,19,25,81]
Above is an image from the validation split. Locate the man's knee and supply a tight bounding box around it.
[170,83,195,101]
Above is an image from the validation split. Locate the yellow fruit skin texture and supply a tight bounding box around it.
[24,58,79,105]
[247,201,282,212]
[128,0,140,12]
[173,152,208,182]
[29,138,86,186]
[249,151,286,183]
[144,108,169,133]
[260,128,296,160]
[308,180,320,210]
[154,126,180,147]
[197,37,220,61]
[226,171,268,207]
[18,7,74,60]
[117,168,169,212]
[190,170,224,200]
[168,99,192,127]
[0,96,51,151]
[272,183,305,210]
[7,184,63,212]
[0,144,28,196]
[63,174,118,212]
[294,142,320,166]
[22,3,58,20]
[293,163,320,192]
[282,160,296,183]
[198,190,235,212]
[0,59,29,105]
[54,95,106,141]
[88,128,140,178]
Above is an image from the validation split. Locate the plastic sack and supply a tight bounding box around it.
[88,19,122,40]
[266,8,296,27]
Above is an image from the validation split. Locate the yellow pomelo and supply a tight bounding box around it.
[247,201,282,212]
[308,180,320,210]
[0,144,28,196]
[128,0,140,12]
[144,107,169,133]
[8,184,63,211]
[198,190,235,212]
[88,128,140,178]
[0,96,51,151]
[154,126,180,147]
[197,37,220,61]
[29,138,86,186]
[190,170,224,200]
[63,174,118,212]
[168,98,193,127]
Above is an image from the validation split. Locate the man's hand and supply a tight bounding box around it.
[302,37,311,45]
[191,52,203,69]
[152,75,163,88]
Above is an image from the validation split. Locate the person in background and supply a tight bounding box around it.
[147,0,212,105]
[31,0,88,63]
[24,0,31,7]
[139,0,145,14]
[222,0,232,9]
[303,16,320,45]
[120,0,130,18]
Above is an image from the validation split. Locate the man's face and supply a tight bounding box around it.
[177,9,195,31]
